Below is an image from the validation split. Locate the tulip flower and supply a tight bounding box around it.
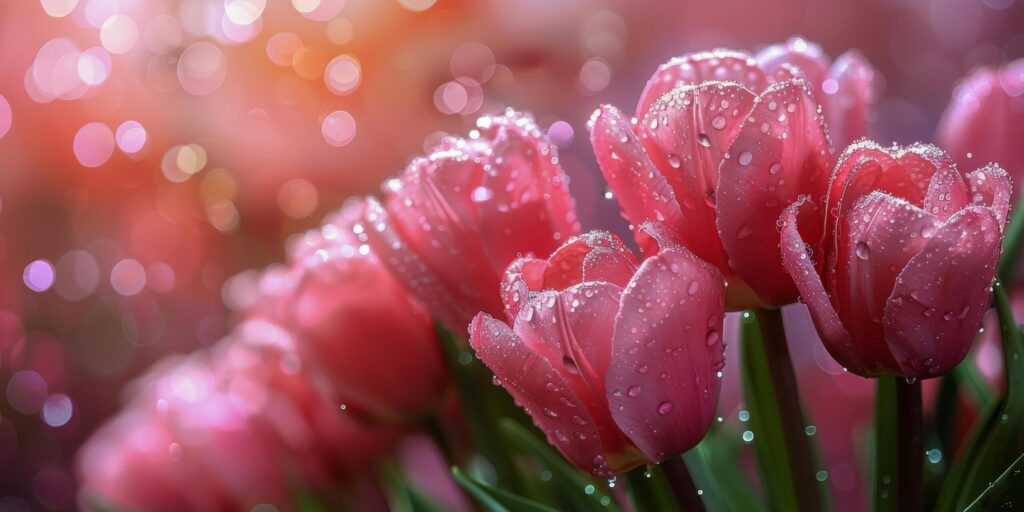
[779,140,1010,378]
[78,331,398,512]
[362,109,580,333]
[469,224,726,476]
[590,39,873,309]
[256,202,448,425]
[937,58,1024,198]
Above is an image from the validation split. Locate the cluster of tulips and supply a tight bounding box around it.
[78,39,1024,512]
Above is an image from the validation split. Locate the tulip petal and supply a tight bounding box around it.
[824,142,955,290]
[607,245,726,462]
[477,111,580,271]
[756,37,831,94]
[499,257,545,322]
[540,231,632,290]
[590,104,686,256]
[883,207,1001,378]
[361,197,478,332]
[839,192,938,375]
[779,197,856,366]
[716,79,832,306]
[923,168,971,221]
[967,163,1012,228]
[823,50,875,149]
[513,284,639,473]
[636,50,768,116]
[469,314,612,476]
[637,81,756,270]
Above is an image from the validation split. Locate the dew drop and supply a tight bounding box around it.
[627,385,641,397]
[768,162,783,175]
[657,401,673,415]
[687,280,699,295]
[697,133,712,147]
[710,116,726,130]
[738,151,753,166]
[667,153,681,168]
[736,224,753,239]
[855,241,870,260]
[706,330,720,346]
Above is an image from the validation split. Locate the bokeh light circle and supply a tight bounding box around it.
[115,120,147,153]
[72,122,115,167]
[77,47,111,86]
[321,110,356,147]
[40,0,79,18]
[324,55,361,95]
[100,15,139,55]
[110,259,147,296]
[41,394,73,427]
[224,0,266,26]
[398,0,437,12]
[24,260,56,292]
[177,42,228,96]
[294,0,345,21]
[7,370,48,414]
[266,32,303,67]
[0,95,10,140]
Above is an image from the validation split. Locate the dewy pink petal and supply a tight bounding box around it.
[589,104,686,255]
[883,207,1001,378]
[779,198,856,368]
[636,50,768,116]
[607,244,725,462]
[469,313,614,476]
[822,50,875,149]
[716,79,832,306]
[837,192,937,376]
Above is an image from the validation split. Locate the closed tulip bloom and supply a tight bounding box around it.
[362,109,580,333]
[469,225,726,476]
[780,141,1010,378]
[592,57,834,308]
[937,58,1024,198]
[78,332,398,512]
[260,202,447,425]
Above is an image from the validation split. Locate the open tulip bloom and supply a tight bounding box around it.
[469,225,725,478]
[76,37,1024,512]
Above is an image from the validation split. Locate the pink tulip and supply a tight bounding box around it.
[362,109,580,333]
[256,201,448,425]
[78,331,399,511]
[937,58,1024,199]
[779,141,1010,378]
[590,39,874,309]
[469,224,726,476]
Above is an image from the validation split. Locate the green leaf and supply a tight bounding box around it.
[739,310,824,511]
[953,356,996,411]
[936,282,1024,511]
[964,452,1024,511]
[625,465,675,512]
[381,464,451,512]
[873,376,900,512]
[997,197,1024,285]
[498,419,618,512]
[685,435,765,512]
[453,467,561,512]
[435,324,522,491]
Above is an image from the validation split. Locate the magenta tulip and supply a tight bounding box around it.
[590,39,873,309]
[258,202,447,425]
[780,141,1010,378]
[361,109,580,333]
[937,58,1024,199]
[469,224,726,476]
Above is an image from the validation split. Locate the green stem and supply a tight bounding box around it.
[896,379,923,512]
[741,309,823,511]
[661,457,705,512]
[874,376,899,512]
